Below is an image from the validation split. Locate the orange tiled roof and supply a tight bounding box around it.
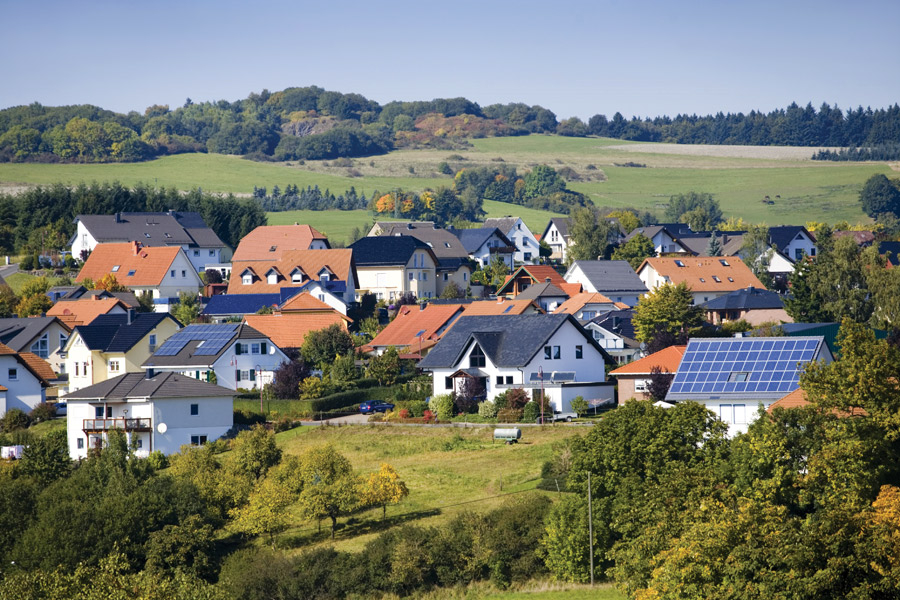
[497,265,569,296]
[19,353,56,382]
[610,346,687,376]
[242,312,348,349]
[232,225,329,261]
[0,343,16,355]
[279,292,339,313]
[367,304,465,350]
[637,256,764,292]
[228,249,354,295]
[47,297,126,327]
[76,243,182,287]
[554,292,616,315]
[461,298,541,315]
[766,388,868,417]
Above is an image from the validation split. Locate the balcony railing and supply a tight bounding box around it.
[83,418,152,432]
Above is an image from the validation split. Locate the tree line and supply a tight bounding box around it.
[0,182,266,255]
[3,88,898,164]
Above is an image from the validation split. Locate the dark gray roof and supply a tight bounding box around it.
[566,260,648,293]
[75,211,225,249]
[588,309,636,340]
[483,217,519,235]
[0,317,70,351]
[516,282,568,300]
[82,289,141,307]
[74,313,181,353]
[418,314,613,369]
[349,236,436,267]
[63,372,235,401]
[143,323,270,368]
[702,287,785,310]
[454,227,514,254]
[544,217,571,239]
[768,226,811,254]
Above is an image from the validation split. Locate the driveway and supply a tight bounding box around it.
[324,412,370,424]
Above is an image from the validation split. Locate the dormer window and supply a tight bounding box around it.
[267,273,278,284]
[469,345,486,368]
[144,233,150,238]
[241,270,254,285]
[269,245,277,252]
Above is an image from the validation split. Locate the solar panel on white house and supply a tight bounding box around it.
[154,323,240,357]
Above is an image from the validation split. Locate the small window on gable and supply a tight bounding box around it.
[469,345,486,368]
[267,273,278,285]
[575,345,583,359]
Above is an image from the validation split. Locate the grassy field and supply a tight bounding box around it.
[0,134,892,227]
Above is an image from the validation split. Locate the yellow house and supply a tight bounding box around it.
[64,311,182,393]
[348,236,439,301]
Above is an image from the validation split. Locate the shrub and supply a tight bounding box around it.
[19,255,34,271]
[522,401,541,423]
[406,400,428,417]
[398,408,410,419]
[423,409,434,421]
[29,402,56,424]
[506,388,529,410]
[0,408,30,432]
[146,450,169,470]
[438,161,453,175]
[428,394,455,421]
[300,376,333,400]
[478,400,498,419]
[233,409,265,426]
[496,408,523,423]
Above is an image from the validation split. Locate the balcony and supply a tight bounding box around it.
[82,418,152,432]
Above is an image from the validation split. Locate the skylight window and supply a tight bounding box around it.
[713,276,721,283]
[674,260,685,267]
[111,265,120,272]
[269,245,277,252]
[144,233,151,238]
[728,277,734,282]
[414,329,426,338]
[699,278,705,282]
[503,305,514,313]
[728,372,749,382]
[127,270,136,276]
[719,259,730,266]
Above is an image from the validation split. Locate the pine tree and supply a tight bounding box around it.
[706,232,722,256]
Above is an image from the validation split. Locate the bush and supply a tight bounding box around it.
[0,408,30,432]
[496,408,523,423]
[146,450,168,470]
[438,161,453,175]
[478,400,498,419]
[300,376,333,400]
[19,255,34,271]
[29,402,56,424]
[233,409,265,426]
[406,400,428,417]
[506,388,529,410]
[429,394,455,421]
[522,401,541,423]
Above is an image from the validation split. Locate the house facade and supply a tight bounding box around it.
[65,372,235,459]
[455,227,516,270]
[0,344,51,417]
[563,260,648,307]
[0,317,72,374]
[609,345,685,404]
[349,237,439,301]
[483,217,540,264]
[636,256,765,305]
[231,224,330,261]
[541,218,571,261]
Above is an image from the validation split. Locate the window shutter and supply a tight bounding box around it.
[261,342,267,355]
[249,370,256,382]
[235,344,242,355]
[235,370,241,382]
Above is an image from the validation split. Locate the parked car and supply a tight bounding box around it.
[359,401,395,414]
[536,410,576,424]
[54,402,67,417]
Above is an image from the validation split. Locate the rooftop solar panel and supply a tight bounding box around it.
[152,323,240,357]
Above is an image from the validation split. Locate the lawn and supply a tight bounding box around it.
[271,424,583,554]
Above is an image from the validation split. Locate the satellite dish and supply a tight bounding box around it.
[157,422,167,434]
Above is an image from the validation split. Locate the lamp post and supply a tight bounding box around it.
[256,365,264,414]
[538,366,544,424]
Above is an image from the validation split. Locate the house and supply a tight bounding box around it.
[202,291,295,323]
[348,236,439,301]
[542,218,571,261]
[47,296,130,327]
[417,314,615,414]
[665,336,833,436]
[71,211,227,272]
[483,217,540,264]
[624,223,696,255]
[765,388,867,417]
[583,309,642,364]
[636,256,765,305]
[76,242,203,312]
[563,260,649,307]
[0,343,54,417]
[609,345,686,404]
[64,372,236,459]
[0,317,72,374]
[553,292,626,321]
[515,280,572,313]
[49,286,142,308]
[770,226,817,262]
[454,227,516,270]
[369,222,473,297]
[142,323,288,390]
[231,224,330,261]
[65,311,182,393]
[242,311,351,353]
[702,287,792,326]
[496,265,580,298]
[228,249,357,307]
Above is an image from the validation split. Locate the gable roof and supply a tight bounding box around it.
[610,346,686,376]
[47,297,128,327]
[454,227,515,254]
[459,298,541,315]
[496,265,568,296]
[637,256,764,292]
[19,352,59,381]
[554,292,618,315]
[278,292,339,313]
[766,388,868,417]
[587,309,637,340]
[73,312,181,353]
[543,217,571,239]
[516,282,569,300]
[418,314,613,369]
[768,226,813,254]
[366,303,465,351]
[64,371,236,401]
[143,323,272,368]
[231,224,330,261]
[242,312,348,349]
[482,217,521,235]
[76,243,185,287]
[75,211,224,249]
[227,249,355,294]
[0,317,70,352]
[701,287,785,310]
[565,260,648,293]
[349,236,438,267]
[374,223,470,261]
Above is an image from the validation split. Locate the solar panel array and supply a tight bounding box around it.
[668,337,821,396]
[154,323,240,357]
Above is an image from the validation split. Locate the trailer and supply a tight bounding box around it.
[493,428,522,444]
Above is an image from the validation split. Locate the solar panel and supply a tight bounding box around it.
[551,371,576,383]
[152,323,240,357]
[668,337,821,397]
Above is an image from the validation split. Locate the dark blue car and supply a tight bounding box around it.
[360,401,395,414]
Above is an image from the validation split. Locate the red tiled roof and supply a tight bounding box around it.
[279,292,340,313]
[637,256,764,292]
[228,249,355,295]
[76,243,182,287]
[242,313,348,349]
[497,265,568,296]
[232,225,329,261]
[367,304,465,351]
[554,292,616,315]
[610,345,686,376]
[47,297,126,327]
[767,388,868,416]
[19,353,56,382]
[461,298,541,315]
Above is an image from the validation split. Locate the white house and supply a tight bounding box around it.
[454,227,516,270]
[623,224,695,255]
[0,317,72,374]
[64,372,235,459]
[0,344,52,417]
[76,242,203,312]
[483,217,540,264]
[563,260,648,307]
[582,310,642,365]
[142,323,288,390]
[71,211,227,273]
[417,314,616,415]
[636,256,765,305]
[542,218,571,262]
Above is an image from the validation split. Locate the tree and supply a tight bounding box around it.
[97,272,127,292]
[362,463,409,519]
[301,323,354,369]
[330,352,360,388]
[646,366,674,402]
[664,192,722,229]
[0,285,17,318]
[523,165,566,200]
[229,472,296,548]
[15,293,51,317]
[367,346,400,386]
[271,359,310,399]
[541,494,594,583]
[705,233,722,256]
[145,514,217,578]
[611,233,655,270]
[297,445,361,539]
[229,425,282,481]
[439,281,463,299]
[567,207,618,264]
[860,173,900,219]
[172,291,200,325]
[740,224,773,288]
[18,430,71,485]
[632,282,703,343]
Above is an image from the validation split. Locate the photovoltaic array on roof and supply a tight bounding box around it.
[153,323,239,357]
[668,337,821,397]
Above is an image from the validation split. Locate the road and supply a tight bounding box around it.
[0,263,19,281]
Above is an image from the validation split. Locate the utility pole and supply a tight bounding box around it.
[588,471,594,586]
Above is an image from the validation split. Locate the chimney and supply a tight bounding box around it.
[146,368,154,379]
[545,277,551,283]
[114,213,121,223]
[419,303,426,311]
[127,308,135,325]
[132,241,141,256]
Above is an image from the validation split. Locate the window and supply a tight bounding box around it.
[193,250,200,256]
[422,272,428,281]
[593,330,604,340]
[505,376,513,385]
[582,311,596,320]
[209,250,215,257]
[170,270,176,278]
[554,346,560,360]
[544,346,552,359]
[235,369,241,382]
[575,345,583,359]
[728,372,750,382]
[249,369,256,382]
[318,294,325,301]
[443,273,449,281]
[445,376,453,390]
[240,370,250,381]
[149,334,157,351]
[242,274,253,285]
[8,368,17,381]
[251,343,261,355]
[469,345,486,368]
[733,404,747,424]
[267,273,278,284]
[95,406,112,418]
[235,343,248,355]
[463,273,468,281]
[719,404,734,424]
[712,276,721,283]
[810,247,816,256]
[634,379,648,392]
[190,403,199,416]
[524,252,531,261]
[75,363,80,376]
[719,259,730,266]
[112,265,120,272]
[181,270,186,278]
[674,260,685,267]
[108,360,121,373]
[795,248,803,260]
[31,333,49,358]
[135,438,143,449]
[127,269,136,276]
[190,435,208,446]
[77,438,84,450]
[409,272,414,281]
[59,332,68,350]
[496,375,503,385]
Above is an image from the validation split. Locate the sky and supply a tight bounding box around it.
[2,0,898,120]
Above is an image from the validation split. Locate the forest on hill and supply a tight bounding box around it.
[0,86,898,164]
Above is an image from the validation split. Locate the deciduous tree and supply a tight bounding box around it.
[632,282,703,343]
[363,463,409,519]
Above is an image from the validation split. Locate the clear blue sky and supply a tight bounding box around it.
[2,0,898,120]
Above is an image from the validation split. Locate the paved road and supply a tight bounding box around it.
[0,263,19,280]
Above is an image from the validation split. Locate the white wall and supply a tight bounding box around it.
[503,219,540,264]
[184,246,222,273]
[702,400,768,437]
[157,250,204,299]
[71,222,99,259]
[0,355,46,416]
[782,233,816,262]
